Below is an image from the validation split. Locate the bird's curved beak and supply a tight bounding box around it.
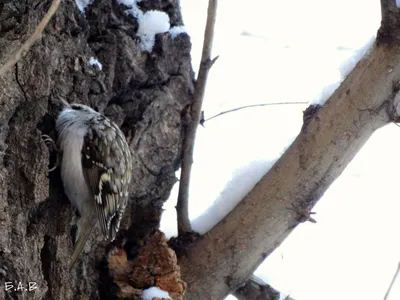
[58,97,71,108]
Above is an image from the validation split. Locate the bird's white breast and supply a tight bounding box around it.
[56,111,92,215]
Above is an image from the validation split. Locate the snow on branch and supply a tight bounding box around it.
[137,10,170,52]
[0,0,61,77]
[117,0,171,52]
[88,57,102,70]
[169,26,187,39]
[176,0,219,236]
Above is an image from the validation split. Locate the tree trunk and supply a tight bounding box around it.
[0,0,193,299]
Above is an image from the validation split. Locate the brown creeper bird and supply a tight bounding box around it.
[55,101,132,268]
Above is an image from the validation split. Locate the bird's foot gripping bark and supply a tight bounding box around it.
[42,134,59,172]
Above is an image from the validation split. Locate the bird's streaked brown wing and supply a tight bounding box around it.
[81,116,132,241]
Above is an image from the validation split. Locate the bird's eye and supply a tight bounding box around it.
[71,105,83,111]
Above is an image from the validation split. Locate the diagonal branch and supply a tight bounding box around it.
[176,0,218,235]
[0,0,61,76]
[179,38,400,299]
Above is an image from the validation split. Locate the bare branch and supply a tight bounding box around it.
[202,102,308,124]
[0,0,61,76]
[384,261,400,300]
[176,0,218,235]
[180,40,397,299]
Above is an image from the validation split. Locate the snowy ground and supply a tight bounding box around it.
[158,0,400,299]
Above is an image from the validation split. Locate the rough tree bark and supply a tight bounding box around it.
[179,1,400,299]
[0,0,193,299]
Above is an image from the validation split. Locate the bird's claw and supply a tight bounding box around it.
[42,134,59,172]
[42,134,59,152]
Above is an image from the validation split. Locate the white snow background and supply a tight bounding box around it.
[158,0,400,299]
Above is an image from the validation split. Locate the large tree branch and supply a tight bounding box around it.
[179,38,400,298]
[176,0,218,235]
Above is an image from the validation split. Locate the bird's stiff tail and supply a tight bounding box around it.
[69,214,97,269]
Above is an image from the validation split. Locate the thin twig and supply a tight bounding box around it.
[0,0,61,77]
[384,261,400,300]
[202,102,309,124]
[176,0,218,236]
